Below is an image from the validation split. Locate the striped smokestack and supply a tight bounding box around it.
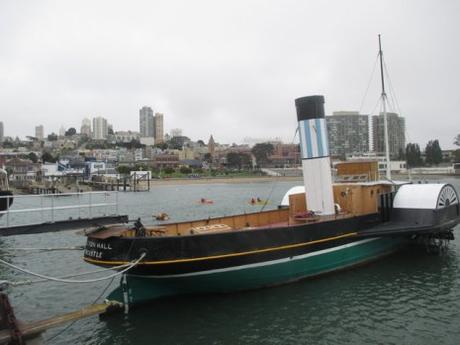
[295,95,335,215]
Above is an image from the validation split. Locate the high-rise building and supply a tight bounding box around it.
[154,112,164,144]
[35,125,44,140]
[326,111,369,158]
[139,106,154,137]
[372,112,405,158]
[0,122,4,143]
[170,128,182,138]
[92,116,108,140]
[81,118,92,136]
[59,126,66,137]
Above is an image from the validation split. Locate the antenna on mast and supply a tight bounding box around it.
[379,34,391,180]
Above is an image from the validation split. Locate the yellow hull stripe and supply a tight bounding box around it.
[83,231,358,266]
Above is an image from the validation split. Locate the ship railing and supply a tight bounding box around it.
[0,191,119,229]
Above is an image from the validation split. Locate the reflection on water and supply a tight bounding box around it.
[94,242,460,345]
[1,177,460,344]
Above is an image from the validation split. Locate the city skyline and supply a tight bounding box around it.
[0,108,439,152]
[0,1,459,148]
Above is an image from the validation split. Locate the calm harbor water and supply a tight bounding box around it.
[1,176,460,344]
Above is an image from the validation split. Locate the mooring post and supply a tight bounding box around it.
[116,191,119,216]
[6,195,10,228]
[89,193,92,219]
[0,290,24,345]
[40,194,44,223]
[51,193,55,223]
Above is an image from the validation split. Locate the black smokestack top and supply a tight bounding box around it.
[295,95,325,121]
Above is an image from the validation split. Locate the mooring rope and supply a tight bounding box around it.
[0,253,145,285]
[2,246,84,252]
[4,260,138,287]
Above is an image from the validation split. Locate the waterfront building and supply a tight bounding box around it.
[35,125,44,140]
[269,143,301,167]
[81,118,92,136]
[326,111,369,158]
[153,153,180,168]
[0,122,3,143]
[372,112,405,158]
[4,158,40,183]
[92,116,108,140]
[139,106,155,138]
[154,112,164,144]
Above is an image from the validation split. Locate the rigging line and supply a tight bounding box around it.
[383,59,415,151]
[259,127,299,213]
[0,253,145,284]
[383,59,403,115]
[359,53,380,114]
[370,95,382,117]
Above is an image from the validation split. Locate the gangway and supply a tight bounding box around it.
[0,191,128,236]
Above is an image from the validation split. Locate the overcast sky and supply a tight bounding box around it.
[0,0,459,148]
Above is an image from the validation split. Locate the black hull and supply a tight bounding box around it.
[84,204,460,276]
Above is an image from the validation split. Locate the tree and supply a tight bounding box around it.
[226,152,242,169]
[5,167,13,178]
[116,165,131,175]
[65,128,77,136]
[179,166,192,174]
[454,134,460,147]
[405,143,422,168]
[425,139,442,166]
[27,152,38,163]
[239,153,251,168]
[397,148,405,161]
[163,167,175,174]
[154,142,168,150]
[42,151,56,163]
[454,149,460,163]
[203,153,213,163]
[251,143,274,167]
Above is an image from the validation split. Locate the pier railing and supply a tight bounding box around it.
[0,191,119,229]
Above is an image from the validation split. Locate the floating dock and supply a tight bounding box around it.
[0,191,128,236]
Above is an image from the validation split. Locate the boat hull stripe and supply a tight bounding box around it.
[83,231,358,266]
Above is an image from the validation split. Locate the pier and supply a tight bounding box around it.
[0,191,128,236]
[86,172,151,192]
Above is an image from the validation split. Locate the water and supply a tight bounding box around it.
[1,177,460,344]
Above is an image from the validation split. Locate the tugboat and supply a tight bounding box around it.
[84,37,460,306]
[0,168,13,216]
[83,95,460,306]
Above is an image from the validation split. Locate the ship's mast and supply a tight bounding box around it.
[379,34,391,180]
